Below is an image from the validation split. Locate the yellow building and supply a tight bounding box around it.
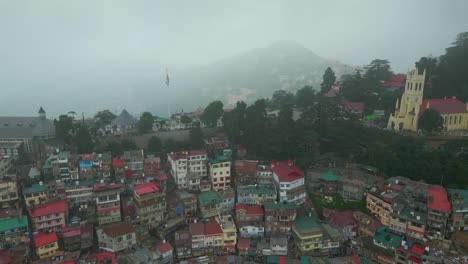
[217,215,237,254]
[388,68,468,132]
[34,232,59,259]
[23,183,48,207]
[366,192,396,226]
[292,215,323,253]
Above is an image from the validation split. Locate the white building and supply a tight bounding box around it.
[168,150,207,190]
[0,177,18,208]
[271,161,306,205]
[208,153,232,191]
[97,221,137,252]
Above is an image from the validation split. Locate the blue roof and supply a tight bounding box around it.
[79,160,93,168]
[23,184,47,195]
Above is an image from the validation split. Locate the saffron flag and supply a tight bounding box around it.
[166,69,170,86]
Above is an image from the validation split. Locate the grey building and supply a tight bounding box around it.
[0,107,55,153]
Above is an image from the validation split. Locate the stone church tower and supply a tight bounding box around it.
[387,68,426,131]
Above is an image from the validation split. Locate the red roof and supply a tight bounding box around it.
[383,74,406,88]
[112,157,124,167]
[134,182,159,196]
[87,252,116,264]
[408,256,421,264]
[324,209,356,229]
[427,186,451,213]
[271,162,304,182]
[235,160,258,175]
[154,242,173,254]
[342,101,365,113]
[238,237,250,248]
[421,98,467,114]
[236,203,264,216]
[158,174,168,181]
[409,244,425,256]
[34,232,57,248]
[190,222,204,236]
[28,200,66,218]
[193,108,204,116]
[168,150,207,161]
[189,149,207,156]
[204,220,223,236]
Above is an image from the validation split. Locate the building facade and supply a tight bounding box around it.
[28,199,67,233]
[97,221,137,252]
[94,183,122,225]
[133,182,166,229]
[271,161,306,205]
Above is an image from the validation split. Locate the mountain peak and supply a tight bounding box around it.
[268,40,306,50]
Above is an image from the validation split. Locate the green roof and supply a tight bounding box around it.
[58,151,70,159]
[373,226,403,249]
[320,169,340,181]
[448,189,468,211]
[65,179,95,187]
[364,115,384,120]
[23,184,47,195]
[293,215,321,231]
[264,201,297,211]
[198,191,221,206]
[42,159,53,170]
[237,185,276,195]
[0,216,29,233]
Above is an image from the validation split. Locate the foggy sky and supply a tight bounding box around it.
[1,0,467,117]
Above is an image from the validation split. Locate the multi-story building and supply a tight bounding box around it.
[61,225,81,252]
[154,241,174,264]
[271,161,306,205]
[292,215,323,254]
[23,183,48,207]
[203,220,224,255]
[34,232,59,259]
[96,221,137,252]
[264,201,297,235]
[208,150,232,191]
[0,212,29,248]
[94,183,121,225]
[112,157,125,180]
[57,151,73,181]
[0,142,22,160]
[218,188,235,214]
[366,191,397,226]
[389,207,427,242]
[65,180,95,209]
[198,191,222,218]
[236,185,277,205]
[426,186,451,240]
[144,156,160,177]
[236,203,264,223]
[174,228,192,260]
[373,226,403,250]
[0,156,13,177]
[234,160,258,186]
[134,182,166,229]
[448,189,468,231]
[0,176,18,208]
[236,203,265,238]
[28,199,67,233]
[168,150,208,190]
[124,150,144,177]
[217,215,237,254]
[256,164,273,185]
[395,242,426,264]
[353,211,382,237]
[319,169,340,198]
[190,221,205,257]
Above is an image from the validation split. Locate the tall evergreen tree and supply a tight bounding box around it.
[201,101,224,127]
[320,67,336,94]
[139,112,154,134]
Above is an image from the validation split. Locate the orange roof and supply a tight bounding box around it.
[34,232,57,248]
[28,200,66,218]
[134,182,159,195]
[154,242,173,254]
[427,186,451,213]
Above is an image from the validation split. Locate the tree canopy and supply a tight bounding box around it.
[432,32,468,102]
[139,112,154,134]
[147,136,163,154]
[201,100,223,127]
[74,127,93,153]
[295,86,315,110]
[180,114,192,126]
[54,115,74,144]
[320,67,336,94]
[418,109,443,134]
[269,90,295,109]
[94,110,116,127]
[189,123,204,149]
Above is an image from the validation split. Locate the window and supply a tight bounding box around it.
[450,116,452,125]
[226,171,230,175]
[214,172,217,176]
